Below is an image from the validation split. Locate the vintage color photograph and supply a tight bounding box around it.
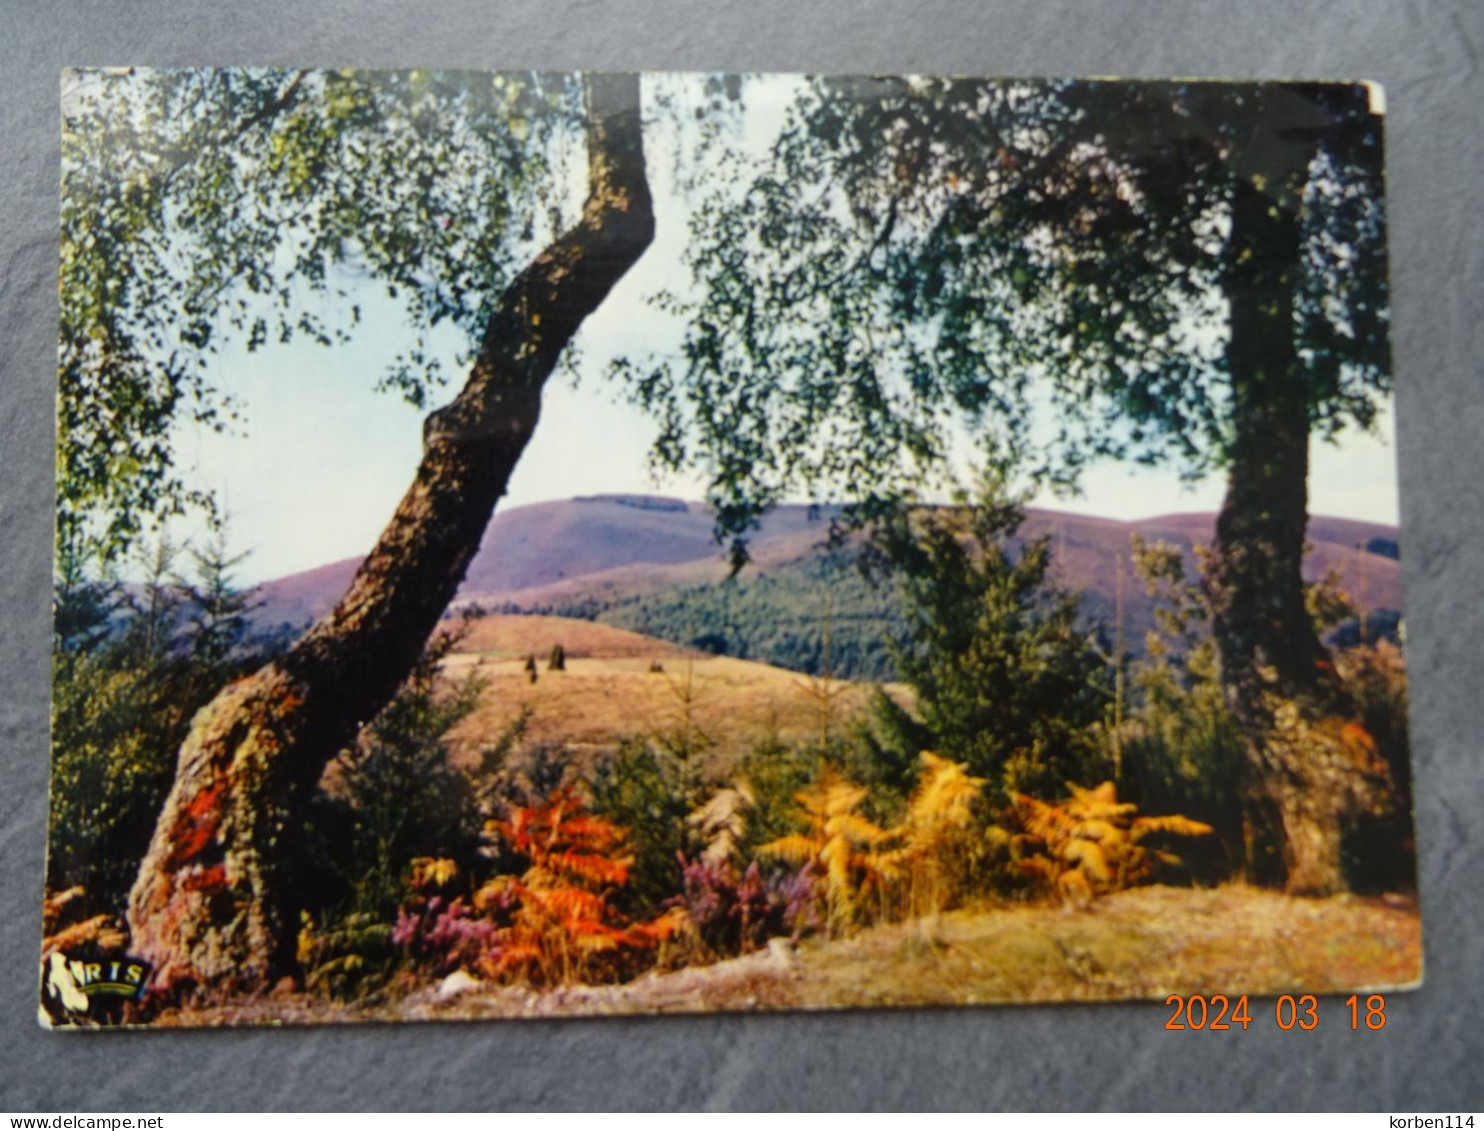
[44,69,1418,1028]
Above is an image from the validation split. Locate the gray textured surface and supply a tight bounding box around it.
[2,0,1480,1112]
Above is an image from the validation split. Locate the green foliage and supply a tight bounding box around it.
[49,642,179,913]
[1120,535,1414,891]
[586,740,694,917]
[1305,565,1358,636]
[295,638,489,999]
[868,473,1113,803]
[297,911,398,1002]
[314,636,486,925]
[67,73,1388,583]
[48,529,263,914]
[60,68,580,563]
[1335,640,1415,891]
[479,739,582,818]
[510,553,909,681]
[850,688,935,813]
[733,738,822,859]
[1121,536,1258,883]
[180,512,259,668]
[1122,642,1252,883]
[620,78,1389,547]
[649,654,714,764]
[55,69,1404,986]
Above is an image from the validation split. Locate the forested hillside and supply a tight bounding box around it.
[495,553,907,680]
[250,495,1403,681]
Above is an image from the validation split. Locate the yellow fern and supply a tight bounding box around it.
[890,751,987,918]
[408,856,460,890]
[758,765,895,935]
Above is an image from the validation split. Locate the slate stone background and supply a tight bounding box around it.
[2,0,1480,1112]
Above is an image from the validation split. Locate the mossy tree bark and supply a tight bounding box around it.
[126,73,655,995]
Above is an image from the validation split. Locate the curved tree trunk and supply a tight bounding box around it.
[126,73,655,995]
[1205,170,1389,896]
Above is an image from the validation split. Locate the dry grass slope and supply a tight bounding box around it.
[439,613,904,763]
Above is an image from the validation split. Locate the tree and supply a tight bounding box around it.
[638,78,1392,893]
[65,69,656,992]
[319,636,485,927]
[58,72,1390,995]
[49,530,262,915]
[864,474,1112,802]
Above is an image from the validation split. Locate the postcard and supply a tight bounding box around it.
[44,69,1417,1027]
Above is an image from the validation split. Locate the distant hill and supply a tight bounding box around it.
[248,495,840,633]
[249,495,1403,677]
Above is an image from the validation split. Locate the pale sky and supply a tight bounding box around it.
[163,73,1401,586]
[174,279,1400,587]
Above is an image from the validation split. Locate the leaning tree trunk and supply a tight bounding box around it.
[126,73,655,996]
[1204,171,1389,896]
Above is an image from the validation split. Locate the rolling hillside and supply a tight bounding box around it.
[249,495,843,633]
[250,495,1404,677]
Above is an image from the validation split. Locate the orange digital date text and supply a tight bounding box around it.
[1163,993,1387,1030]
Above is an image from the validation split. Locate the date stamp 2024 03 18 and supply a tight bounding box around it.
[1164,993,1389,1031]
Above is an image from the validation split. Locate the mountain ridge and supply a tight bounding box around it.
[247,495,1404,653]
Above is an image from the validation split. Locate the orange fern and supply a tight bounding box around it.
[1008,780,1212,905]
[473,789,688,985]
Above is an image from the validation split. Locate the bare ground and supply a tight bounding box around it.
[150,885,1421,1028]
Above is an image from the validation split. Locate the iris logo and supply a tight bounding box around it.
[41,953,149,1020]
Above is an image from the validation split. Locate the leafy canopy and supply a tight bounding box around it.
[61,67,582,561]
[62,72,1388,570]
[626,78,1389,541]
